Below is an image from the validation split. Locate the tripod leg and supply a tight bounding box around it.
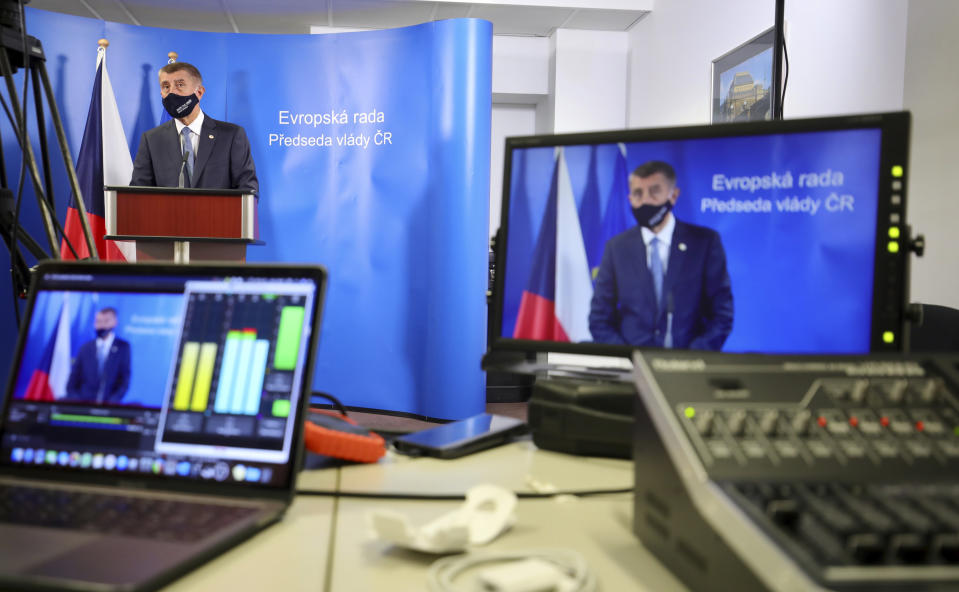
[31,66,56,216]
[0,47,59,258]
[0,188,36,304]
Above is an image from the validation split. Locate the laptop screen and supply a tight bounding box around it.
[0,263,324,490]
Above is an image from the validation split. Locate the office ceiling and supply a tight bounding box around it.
[27,0,650,36]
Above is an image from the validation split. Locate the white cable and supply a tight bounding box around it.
[426,548,598,592]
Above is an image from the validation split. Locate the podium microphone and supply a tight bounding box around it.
[178,152,189,188]
[664,292,674,349]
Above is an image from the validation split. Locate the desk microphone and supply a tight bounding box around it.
[664,291,674,349]
[178,152,189,188]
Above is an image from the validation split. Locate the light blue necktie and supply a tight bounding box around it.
[181,126,194,186]
[96,339,108,402]
[97,339,107,373]
[650,236,664,310]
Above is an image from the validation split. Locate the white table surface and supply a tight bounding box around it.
[334,440,633,496]
[328,494,688,591]
[163,495,336,592]
[163,439,687,591]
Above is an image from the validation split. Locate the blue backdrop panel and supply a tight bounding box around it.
[503,129,881,354]
[1,9,491,420]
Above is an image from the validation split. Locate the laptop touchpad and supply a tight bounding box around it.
[24,537,195,587]
[0,524,98,573]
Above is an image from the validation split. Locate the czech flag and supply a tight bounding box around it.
[513,148,593,342]
[61,44,135,261]
[24,297,72,401]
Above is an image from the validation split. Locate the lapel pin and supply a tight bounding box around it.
[208,134,214,139]
[678,243,687,252]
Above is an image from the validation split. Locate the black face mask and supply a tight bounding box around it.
[95,328,111,339]
[162,92,199,119]
[632,200,673,229]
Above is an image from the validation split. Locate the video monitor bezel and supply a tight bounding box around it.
[488,111,911,358]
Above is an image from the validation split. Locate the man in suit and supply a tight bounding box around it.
[589,161,733,350]
[130,62,258,193]
[66,307,131,404]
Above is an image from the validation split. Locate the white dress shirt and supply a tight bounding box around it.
[640,212,676,272]
[174,108,204,155]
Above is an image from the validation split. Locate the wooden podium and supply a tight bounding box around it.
[103,186,261,263]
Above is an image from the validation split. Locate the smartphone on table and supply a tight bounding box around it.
[392,413,528,459]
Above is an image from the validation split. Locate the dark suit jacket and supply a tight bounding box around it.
[588,221,734,350]
[130,115,258,194]
[66,337,131,403]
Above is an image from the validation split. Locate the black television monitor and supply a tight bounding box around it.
[489,112,911,358]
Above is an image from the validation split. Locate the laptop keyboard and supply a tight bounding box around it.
[0,484,258,542]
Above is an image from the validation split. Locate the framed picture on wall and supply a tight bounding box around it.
[712,28,777,123]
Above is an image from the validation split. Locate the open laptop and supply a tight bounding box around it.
[0,260,327,591]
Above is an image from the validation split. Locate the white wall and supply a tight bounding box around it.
[627,0,908,127]
[550,29,628,133]
[492,35,550,99]
[492,29,628,135]
[903,0,959,309]
[783,0,907,118]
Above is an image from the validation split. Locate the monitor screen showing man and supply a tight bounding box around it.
[493,113,911,355]
[130,62,258,193]
[589,161,734,350]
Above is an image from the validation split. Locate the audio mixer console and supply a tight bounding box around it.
[631,350,959,592]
